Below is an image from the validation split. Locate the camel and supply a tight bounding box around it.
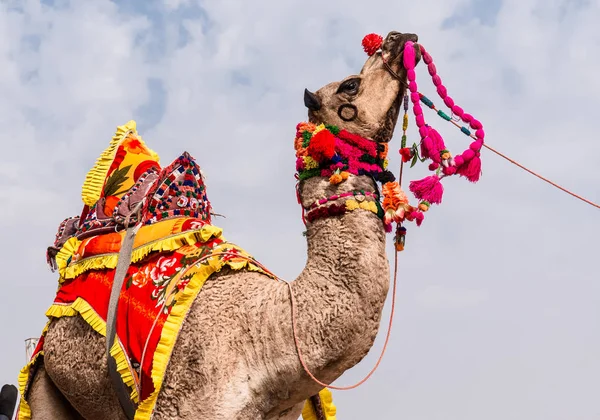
[22,31,421,419]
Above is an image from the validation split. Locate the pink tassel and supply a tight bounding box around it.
[414,211,424,226]
[409,175,444,204]
[420,136,434,159]
[384,223,393,233]
[427,128,445,163]
[457,155,482,182]
[442,166,457,175]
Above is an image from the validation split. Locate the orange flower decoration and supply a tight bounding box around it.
[123,136,152,155]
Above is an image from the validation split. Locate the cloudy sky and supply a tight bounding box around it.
[1,0,599,418]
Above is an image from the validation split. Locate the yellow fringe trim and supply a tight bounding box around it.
[56,225,223,281]
[81,120,160,207]
[17,348,45,420]
[45,299,140,402]
[134,244,269,419]
[302,388,337,420]
[17,299,141,418]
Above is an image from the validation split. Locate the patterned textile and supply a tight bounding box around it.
[19,219,273,419]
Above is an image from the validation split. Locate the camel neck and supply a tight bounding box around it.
[288,175,390,386]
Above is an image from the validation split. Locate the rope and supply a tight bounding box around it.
[482,142,600,209]
[286,251,399,390]
[137,249,399,392]
[443,103,599,209]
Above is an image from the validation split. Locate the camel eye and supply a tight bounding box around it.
[337,78,361,95]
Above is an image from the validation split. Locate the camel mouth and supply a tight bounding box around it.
[381,31,421,69]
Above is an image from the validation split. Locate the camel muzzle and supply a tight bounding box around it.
[304,88,321,111]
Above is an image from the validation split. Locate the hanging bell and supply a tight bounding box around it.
[394,225,407,252]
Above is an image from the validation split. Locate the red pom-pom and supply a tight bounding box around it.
[308,129,336,162]
[362,33,383,56]
[399,147,413,163]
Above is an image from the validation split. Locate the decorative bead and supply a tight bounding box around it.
[416,115,425,127]
[411,92,420,103]
[432,75,442,87]
[454,155,464,166]
[475,129,485,139]
[436,85,447,98]
[420,95,434,109]
[407,69,416,81]
[419,126,429,138]
[443,96,454,108]
[408,81,418,92]
[462,113,473,124]
[452,105,464,117]
[428,63,436,76]
[470,119,483,130]
[428,162,439,171]
[413,103,423,117]
[422,51,433,65]
[469,141,482,151]
[460,126,471,136]
[437,110,451,121]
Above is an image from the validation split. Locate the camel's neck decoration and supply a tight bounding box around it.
[299,34,485,248]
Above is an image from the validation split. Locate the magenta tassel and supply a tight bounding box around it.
[420,136,434,159]
[414,211,425,226]
[457,155,482,182]
[409,175,444,204]
[384,222,393,233]
[428,128,446,163]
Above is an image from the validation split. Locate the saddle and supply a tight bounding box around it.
[47,121,212,271]
[33,121,336,420]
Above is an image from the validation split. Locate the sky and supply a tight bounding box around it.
[0,0,599,419]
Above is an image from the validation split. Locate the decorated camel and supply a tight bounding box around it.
[17,31,485,419]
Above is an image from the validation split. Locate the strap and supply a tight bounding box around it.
[106,203,143,420]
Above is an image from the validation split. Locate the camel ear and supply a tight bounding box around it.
[360,53,381,75]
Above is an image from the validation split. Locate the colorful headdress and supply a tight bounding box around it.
[78,121,161,236]
[142,152,212,225]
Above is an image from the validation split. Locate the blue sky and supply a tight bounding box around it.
[1,0,599,418]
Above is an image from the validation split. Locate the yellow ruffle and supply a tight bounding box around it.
[56,225,223,281]
[81,120,160,207]
[45,299,140,402]
[133,242,271,419]
[302,388,337,420]
[17,348,45,420]
[17,298,141,419]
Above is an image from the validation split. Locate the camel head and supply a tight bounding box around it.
[304,31,421,142]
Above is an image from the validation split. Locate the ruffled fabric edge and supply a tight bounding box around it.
[17,344,45,420]
[133,243,272,419]
[17,299,139,420]
[55,225,223,281]
[81,120,160,207]
[302,388,337,420]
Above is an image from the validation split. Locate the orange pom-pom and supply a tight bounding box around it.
[329,173,343,184]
